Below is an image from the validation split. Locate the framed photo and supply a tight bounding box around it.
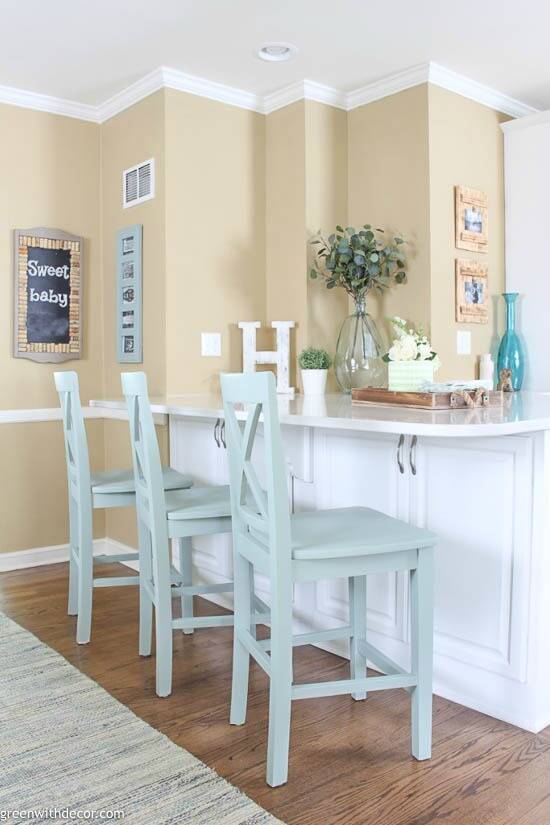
[455,186,488,253]
[117,224,142,363]
[122,235,135,255]
[13,227,83,363]
[121,261,134,279]
[122,309,135,329]
[122,286,135,304]
[455,259,489,324]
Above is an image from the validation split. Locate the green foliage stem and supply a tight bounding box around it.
[309,224,408,302]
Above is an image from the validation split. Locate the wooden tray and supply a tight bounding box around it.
[351,387,503,410]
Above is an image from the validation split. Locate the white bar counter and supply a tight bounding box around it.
[91,391,550,734]
[91,390,550,437]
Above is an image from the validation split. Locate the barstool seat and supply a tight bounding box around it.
[165,485,231,520]
[286,507,437,561]
[91,467,193,495]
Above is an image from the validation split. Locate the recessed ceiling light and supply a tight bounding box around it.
[257,43,297,62]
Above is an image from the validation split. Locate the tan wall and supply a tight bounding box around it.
[0,103,104,552]
[347,86,432,345]
[428,85,508,380]
[0,420,105,553]
[100,90,169,545]
[0,82,509,555]
[305,101,349,390]
[164,89,266,395]
[265,102,307,387]
[100,90,167,398]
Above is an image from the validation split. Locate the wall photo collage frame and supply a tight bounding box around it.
[116,224,143,363]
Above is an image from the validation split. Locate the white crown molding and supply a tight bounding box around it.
[262,80,305,114]
[97,67,165,123]
[304,80,347,111]
[161,66,261,113]
[262,79,347,114]
[500,107,550,134]
[0,61,541,124]
[427,63,538,119]
[0,82,98,122]
[346,63,431,110]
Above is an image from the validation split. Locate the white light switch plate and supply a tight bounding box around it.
[456,330,471,355]
[201,332,221,357]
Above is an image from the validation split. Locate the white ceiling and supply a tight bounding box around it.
[1,0,549,110]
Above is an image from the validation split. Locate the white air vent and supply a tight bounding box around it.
[123,158,155,208]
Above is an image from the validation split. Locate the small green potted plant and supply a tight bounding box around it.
[383,317,440,391]
[298,347,332,395]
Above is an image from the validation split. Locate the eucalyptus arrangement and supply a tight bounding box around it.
[309,224,409,393]
[298,347,332,395]
[309,225,407,302]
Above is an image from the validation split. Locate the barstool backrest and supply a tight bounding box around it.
[54,371,92,506]
[220,371,291,578]
[121,372,169,566]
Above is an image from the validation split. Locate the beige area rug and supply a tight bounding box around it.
[0,612,283,824]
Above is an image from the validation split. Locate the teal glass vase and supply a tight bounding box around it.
[497,292,524,391]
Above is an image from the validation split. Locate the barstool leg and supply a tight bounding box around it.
[155,587,173,698]
[67,496,78,616]
[266,588,293,788]
[230,550,252,725]
[178,537,194,635]
[76,504,93,645]
[411,546,434,760]
[138,522,153,657]
[349,575,367,700]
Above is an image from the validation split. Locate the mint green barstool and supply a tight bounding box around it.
[55,371,193,646]
[122,372,271,698]
[221,371,438,787]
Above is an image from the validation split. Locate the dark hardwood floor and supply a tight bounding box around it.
[1,562,549,825]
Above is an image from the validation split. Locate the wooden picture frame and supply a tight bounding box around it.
[455,186,488,253]
[455,258,489,324]
[13,227,83,363]
[116,224,143,363]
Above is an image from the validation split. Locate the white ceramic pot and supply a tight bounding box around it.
[301,368,328,395]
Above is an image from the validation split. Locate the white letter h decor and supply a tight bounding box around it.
[238,321,295,395]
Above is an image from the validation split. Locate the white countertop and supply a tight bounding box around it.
[90,391,550,437]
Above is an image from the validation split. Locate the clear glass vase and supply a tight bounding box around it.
[334,298,386,393]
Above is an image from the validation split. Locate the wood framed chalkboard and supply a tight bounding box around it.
[13,227,83,363]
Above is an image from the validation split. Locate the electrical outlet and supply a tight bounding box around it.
[201,332,221,357]
[456,330,471,355]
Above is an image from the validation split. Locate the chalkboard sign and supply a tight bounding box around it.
[13,227,83,363]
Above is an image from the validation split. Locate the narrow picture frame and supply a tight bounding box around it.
[455,258,489,324]
[13,227,83,363]
[455,186,488,253]
[117,224,142,363]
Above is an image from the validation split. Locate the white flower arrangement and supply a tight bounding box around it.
[383,317,437,363]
